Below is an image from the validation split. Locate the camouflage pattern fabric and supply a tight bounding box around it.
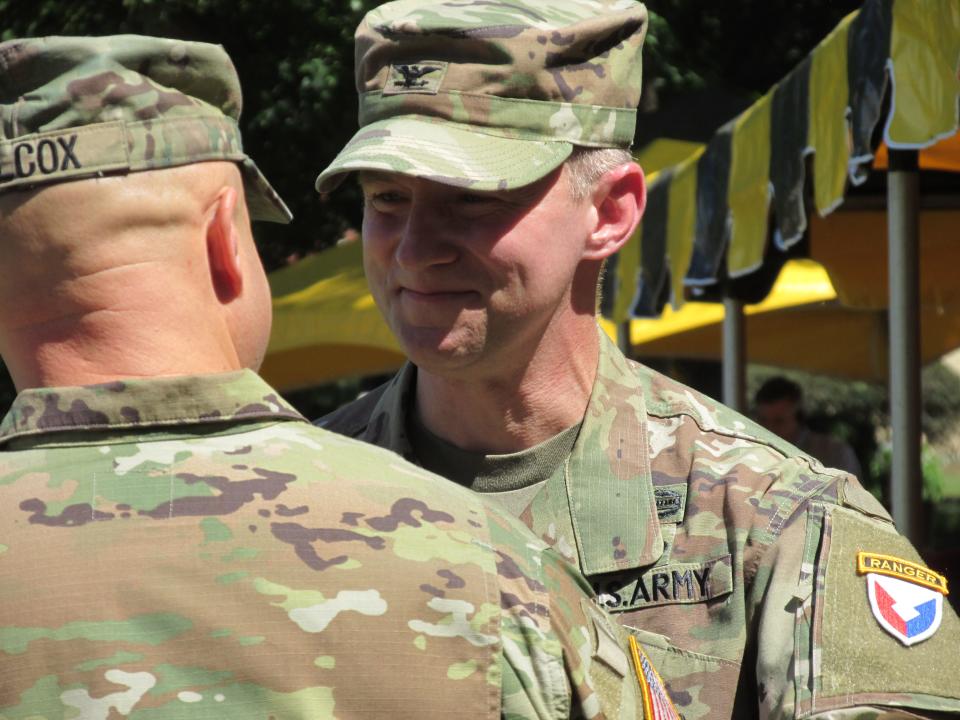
[0,35,290,222]
[316,0,647,193]
[319,328,960,718]
[0,370,652,719]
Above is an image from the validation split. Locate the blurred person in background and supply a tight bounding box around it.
[755,376,863,477]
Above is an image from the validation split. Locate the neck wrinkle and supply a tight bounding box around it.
[415,318,600,454]
[2,292,241,392]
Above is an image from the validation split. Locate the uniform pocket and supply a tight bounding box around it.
[625,627,741,720]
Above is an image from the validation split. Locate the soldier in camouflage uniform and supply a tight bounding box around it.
[315,1,960,717]
[0,35,665,719]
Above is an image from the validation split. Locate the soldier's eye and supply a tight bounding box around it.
[454,193,506,217]
[458,192,495,204]
[367,191,407,212]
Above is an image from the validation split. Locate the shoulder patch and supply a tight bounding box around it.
[628,635,681,720]
[801,505,960,714]
[858,552,948,646]
[857,551,949,594]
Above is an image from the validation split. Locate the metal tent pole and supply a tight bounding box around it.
[723,297,746,412]
[887,149,923,545]
[618,321,631,356]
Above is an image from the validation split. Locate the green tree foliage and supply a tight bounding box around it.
[869,444,946,504]
[919,362,960,443]
[643,0,862,100]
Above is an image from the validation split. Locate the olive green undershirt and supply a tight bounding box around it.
[408,410,581,515]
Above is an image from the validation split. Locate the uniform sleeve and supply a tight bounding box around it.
[751,476,960,719]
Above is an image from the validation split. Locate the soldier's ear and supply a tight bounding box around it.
[582,162,646,261]
[206,186,243,303]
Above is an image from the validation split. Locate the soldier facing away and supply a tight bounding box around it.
[0,35,666,719]
[315,0,960,717]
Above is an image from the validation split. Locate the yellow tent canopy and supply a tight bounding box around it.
[609,0,960,541]
[627,259,960,382]
[612,0,960,320]
[261,241,403,392]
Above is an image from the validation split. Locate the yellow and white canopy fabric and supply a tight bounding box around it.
[260,241,403,392]
[609,0,960,321]
[261,243,960,388]
[626,259,960,383]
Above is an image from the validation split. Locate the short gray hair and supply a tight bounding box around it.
[566,147,635,201]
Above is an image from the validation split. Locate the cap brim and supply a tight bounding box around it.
[315,117,573,194]
[241,158,293,224]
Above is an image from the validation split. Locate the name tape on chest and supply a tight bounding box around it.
[857,551,948,646]
[0,122,130,189]
[595,554,733,612]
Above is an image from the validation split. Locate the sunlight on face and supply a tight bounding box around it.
[359,168,594,377]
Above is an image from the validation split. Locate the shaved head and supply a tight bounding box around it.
[0,162,272,389]
[0,162,241,290]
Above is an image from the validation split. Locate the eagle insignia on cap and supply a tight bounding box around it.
[384,61,447,95]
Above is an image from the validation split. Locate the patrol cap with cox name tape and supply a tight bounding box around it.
[0,35,291,223]
[315,0,648,194]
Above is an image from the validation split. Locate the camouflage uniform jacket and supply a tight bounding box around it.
[319,329,960,719]
[0,370,652,720]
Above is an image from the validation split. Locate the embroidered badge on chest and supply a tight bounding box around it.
[653,484,686,523]
[857,551,949,646]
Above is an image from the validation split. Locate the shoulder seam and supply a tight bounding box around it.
[650,404,848,486]
[765,476,843,539]
[651,405,802,464]
[631,358,848,474]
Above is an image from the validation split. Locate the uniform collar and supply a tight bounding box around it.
[566,329,663,575]
[363,329,664,576]
[0,370,305,447]
[362,362,419,460]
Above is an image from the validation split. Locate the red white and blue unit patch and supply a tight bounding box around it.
[857,551,949,646]
[628,635,680,720]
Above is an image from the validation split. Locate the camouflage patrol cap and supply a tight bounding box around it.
[315,0,647,193]
[0,35,291,223]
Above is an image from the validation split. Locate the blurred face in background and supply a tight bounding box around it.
[755,398,801,441]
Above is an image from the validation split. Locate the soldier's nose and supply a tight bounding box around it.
[394,209,458,271]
